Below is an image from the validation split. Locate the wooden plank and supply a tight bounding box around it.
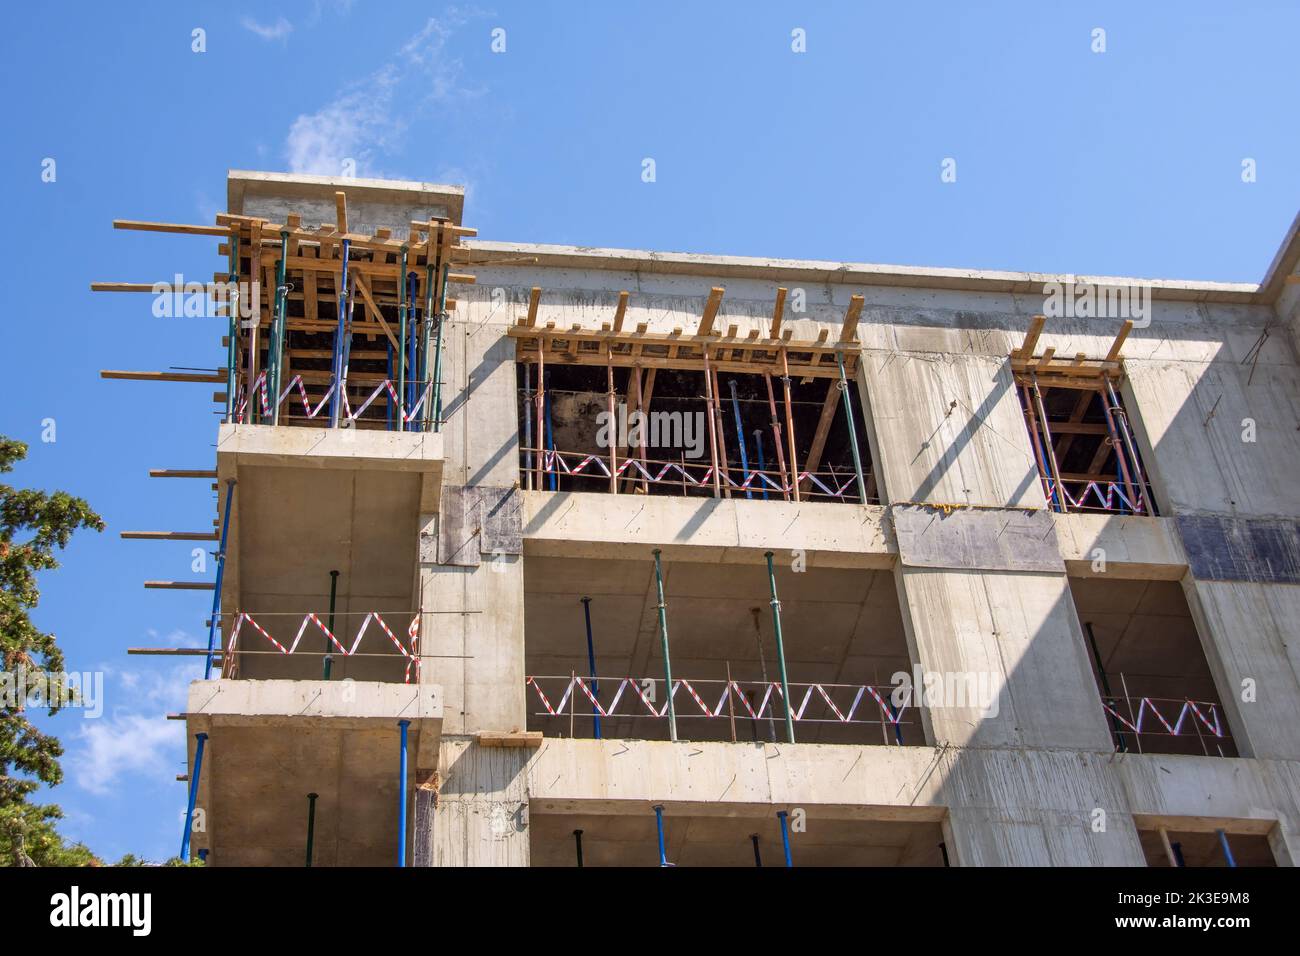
[1106,319,1134,361]
[144,581,215,590]
[113,219,228,237]
[1014,314,1046,359]
[698,286,725,337]
[149,469,216,478]
[335,191,348,234]
[612,290,629,332]
[101,370,223,384]
[771,287,787,338]
[352,271,402,352]
[476,730,544,748]
[121,531,219,541]
[1034,347,1057,370]
[841,294,864,343]
[525,287,541,327]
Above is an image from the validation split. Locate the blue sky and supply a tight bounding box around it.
[1,2,1297,862]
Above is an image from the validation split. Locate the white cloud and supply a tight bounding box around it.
[241,16,293,42]
[285,11,487,178]
[71,714,178,796]
[66,661,201,795]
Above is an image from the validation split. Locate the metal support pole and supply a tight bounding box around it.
[606,348,618,494]
[581,596,601,739]
[836,352,869,503]
[324,570,339,680]
[305,792,318,867]
[764,374,791,500]
[777,809,793,867]
[573,829,584,867]
[653,805,668,867]
[1158,827,1178,867]
[432,264,448,432]
[270,230,289,425]
[421,264,434,432]
[534,343,546,489]
[204,479,236,680]
[651,549,678,742]
[728,381,752,499]
[397,246,409,431]
[781,350,801,501]
[765,551,796,744]
[330,239,351,426]
[1217,828,1236,867]
[397,719,410,867]
[1031,375,1067,513]
[1099,378,1139,513]
[180,732,207,861]
[523,362,533,489]
[702,349,721,497]
[751,834,763,867]
[753,430,769,500]
[545,378,557,491]
[1105,375,1151,515]
[1084,621,1125,752]
[224,234,239,423]
[407,271,419,424]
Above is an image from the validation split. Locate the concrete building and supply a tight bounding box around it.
[110,171,1300,867]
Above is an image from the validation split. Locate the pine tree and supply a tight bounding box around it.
[0,436,104,866]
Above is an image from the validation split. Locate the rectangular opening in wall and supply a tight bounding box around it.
[1136,823,1276,867]
[1070,577,1235,757]
[1015,376,1158,515]
[523,556,921,746]
[529,809,947,866]
[515,363,877,503]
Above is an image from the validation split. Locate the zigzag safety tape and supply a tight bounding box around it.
[290,612,347,655]
[573,677,608,717]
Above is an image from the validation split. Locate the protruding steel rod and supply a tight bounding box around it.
[702,348,721,497]
[765,551,796,744]
[398,719,410,867]
[836,352,869,503]
[324,570,339,680]
[180,732,208,861]
[651,550,678,742]
[203,479,236,680]
[581,596,601,739]
[654,805,668,867]
[573,829,584,867]
[305,792,318,867]
[777,809,793,867]
[728,381,752,499]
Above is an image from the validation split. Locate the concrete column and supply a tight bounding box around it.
[895,565,1114,751]
[414,739,531,867]
[1181,578,1300,760]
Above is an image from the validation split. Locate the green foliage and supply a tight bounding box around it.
[0,436,104,866]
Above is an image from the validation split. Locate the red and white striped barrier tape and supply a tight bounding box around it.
[225,611,422,682]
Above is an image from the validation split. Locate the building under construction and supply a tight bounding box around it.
[101,171,1300,867]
